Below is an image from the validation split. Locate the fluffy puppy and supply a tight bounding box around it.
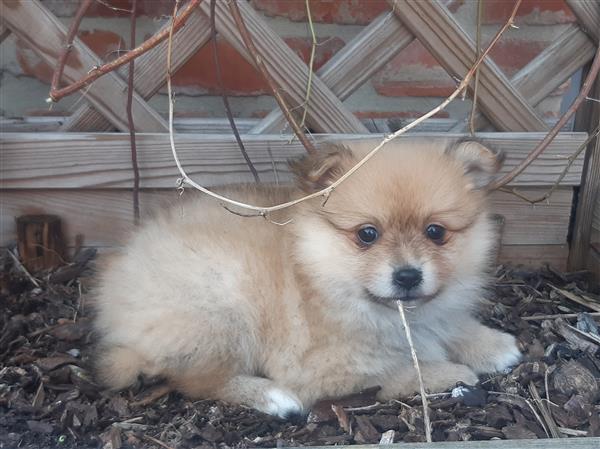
[93,137,520,418]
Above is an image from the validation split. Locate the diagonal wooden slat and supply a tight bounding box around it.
[0,0,167,132]
[201,0,368,134]
[566,0,600,43]
[61,10,212,132]
[0,23,10,44]
[451,25,596,132]
[250,12,414,134]
[388,0,548,132]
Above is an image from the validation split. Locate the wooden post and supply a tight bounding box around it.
[16,215,65,272]
[569,71,600,278]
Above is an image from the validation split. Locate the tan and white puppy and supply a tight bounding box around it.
[94,137,520,418]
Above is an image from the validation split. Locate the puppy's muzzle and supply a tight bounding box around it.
[392,267,423,299]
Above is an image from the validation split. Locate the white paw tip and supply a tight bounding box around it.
[494,345,522,373]
[262,388,303,419]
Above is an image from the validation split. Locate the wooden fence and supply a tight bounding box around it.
[1,0,599,275]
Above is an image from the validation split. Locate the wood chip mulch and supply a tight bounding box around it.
[1,249,599,449]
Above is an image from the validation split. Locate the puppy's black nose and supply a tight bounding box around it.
[393,268,423,290]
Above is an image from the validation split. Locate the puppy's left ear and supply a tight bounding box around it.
[447,140,503,190]
[289,144,355,192]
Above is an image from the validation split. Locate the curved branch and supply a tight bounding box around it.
[49,0,202,102]
[50,0,92,95]
[228,0,317,154]
[490,43,600,189]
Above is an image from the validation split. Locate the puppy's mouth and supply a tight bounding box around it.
[365,290,436,309]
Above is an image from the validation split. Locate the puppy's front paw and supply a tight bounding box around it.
[467,330,521,374]
[488,334,521,373]
[259,387,304,419]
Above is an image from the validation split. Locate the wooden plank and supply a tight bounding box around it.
[0,188,573,249]
[569,75,600,269]
[388,0,547,132]
[566,0,600,42]
[60,10,211,132]
[250,12,414,134]
[0,22,10,44]
[495,188,573,245]
[201,0,368,134]
[498,245,568,270]
[0,0,167,132]
[0,133,588,189]
[451,25,596,132]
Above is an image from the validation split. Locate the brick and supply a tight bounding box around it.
[40,0,172,18]
[372,38,550,97]
[16,29,125,85]
[483,0,576,25]
[251,0,462,24]
[371,40,456,97]
[172,36,344,95]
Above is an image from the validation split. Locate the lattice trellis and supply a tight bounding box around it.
[1,0,597,134]
[1,0,599,274]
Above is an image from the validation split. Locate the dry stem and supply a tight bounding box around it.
[469,0,483,134]
[500,123,600,204]
[167,0,522,215]
[490,40,600,189]
[396,301,431,442]
[228,0,317,154]
[48,0,202,102]
[127,0,140,224]
[49,0,92,97]
[210,0,259,183]
[300,0,317,129]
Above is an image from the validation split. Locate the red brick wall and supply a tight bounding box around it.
[5,0,579,121]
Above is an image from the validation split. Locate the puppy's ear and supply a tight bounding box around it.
[289,144,355,192]
[447,140,503,189]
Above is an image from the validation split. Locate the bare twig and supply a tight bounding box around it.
[127,0,140,224]
[469,0,483,135]
[7,249,40,288]
[521,312,600,321]
[487,391,550,437]
[48,0,202,102]
[549,285,600,313]
[228,0,317,154]
[490,41,600,189]
[210,0,259,183]
[300,0,317,129]
[50,0,93,96]
[396,301,431,442]
[166,0,521,217]
[140,434,174,449]
[500,124,600,203]
[528,381,561,438]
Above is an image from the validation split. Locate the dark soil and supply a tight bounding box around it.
[1,249,600,449]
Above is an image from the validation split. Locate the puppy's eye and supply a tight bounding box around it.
[357,226,379,245]
[425,224,446,244]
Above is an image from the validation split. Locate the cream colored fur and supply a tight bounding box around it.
[93,137,520,418]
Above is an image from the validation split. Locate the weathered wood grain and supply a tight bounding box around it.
[250,12,414,134]
[451,25,596,132]
[498,245,568,270]
[0,133,588,189]
[569,75,600,269]
[0,0,167,132]
[388,0,547,132]
[566,0,600,42]
[0,22,10,44]
[0,188,573,249]
[201,0,367,134]
[60,10,211,132]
